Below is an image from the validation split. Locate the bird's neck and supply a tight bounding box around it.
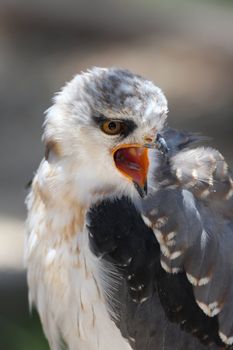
[30,159,128,242]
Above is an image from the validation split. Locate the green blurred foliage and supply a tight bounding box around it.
[0,311,49,350]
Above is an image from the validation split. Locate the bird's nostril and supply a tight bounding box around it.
[144,136,154,143]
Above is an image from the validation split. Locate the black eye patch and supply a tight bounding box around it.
[92,114,137,138]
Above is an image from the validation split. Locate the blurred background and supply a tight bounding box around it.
[1,0,233,348]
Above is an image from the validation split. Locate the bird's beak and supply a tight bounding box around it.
[112,144,149,198]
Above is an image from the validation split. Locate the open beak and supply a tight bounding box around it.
[112,144,149,197]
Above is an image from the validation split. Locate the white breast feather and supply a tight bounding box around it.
[25,161,132,350]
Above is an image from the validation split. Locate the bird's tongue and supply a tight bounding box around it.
[113,145,149,193]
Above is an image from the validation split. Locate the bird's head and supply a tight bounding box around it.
[42,67,168,204]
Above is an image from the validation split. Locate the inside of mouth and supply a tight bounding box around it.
[113,146,148,185]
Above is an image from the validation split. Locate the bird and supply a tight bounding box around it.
[25,67,233,350]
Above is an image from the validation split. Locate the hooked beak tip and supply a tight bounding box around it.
[133,181,147,198]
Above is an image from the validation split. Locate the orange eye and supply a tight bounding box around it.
[101,120,124,135]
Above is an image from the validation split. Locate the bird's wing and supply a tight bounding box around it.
[88,197,220,349]
[141,128,233,347]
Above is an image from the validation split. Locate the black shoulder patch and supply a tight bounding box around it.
[87,197,229,349]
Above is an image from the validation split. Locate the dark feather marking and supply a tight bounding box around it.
[151,128,210,187]
[25,179,32,189]
[87,197,228,349]
[161,128,209,153]
[44,140,61,160]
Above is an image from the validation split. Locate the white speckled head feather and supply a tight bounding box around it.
[42,67,168,204]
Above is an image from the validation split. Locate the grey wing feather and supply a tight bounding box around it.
[143,128,233,346]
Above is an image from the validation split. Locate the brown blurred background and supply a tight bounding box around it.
[1,0,233,349]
